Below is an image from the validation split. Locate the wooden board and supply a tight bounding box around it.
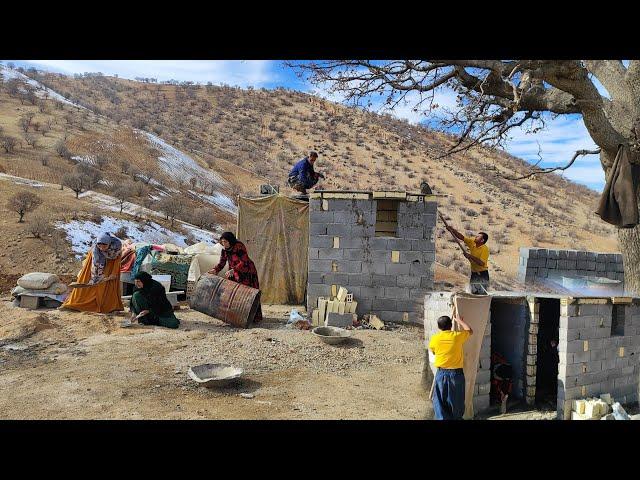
[372,191,406,199]
[611,297,633,304]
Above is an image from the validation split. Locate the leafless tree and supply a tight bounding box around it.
[113,184,133,213]
[119,158,130,174]
[55,139,70,158]
[7,190,43,222]
[158,196,184,228]
[50,229,68,258]
[26,211,53,238]
[191,207,216,230]
[94,154,109,171]
[37,99,48,114]
[292,60,640,292]
[0,135,17,154]
[18,112,35,132]
[39,154,50,166]
[62,172,88,198]
[75,163,102,190]
[23,133,37,149]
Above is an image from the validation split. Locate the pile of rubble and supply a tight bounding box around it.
[571,393,640,420]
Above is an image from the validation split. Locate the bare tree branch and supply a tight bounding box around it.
[501,148,601,180]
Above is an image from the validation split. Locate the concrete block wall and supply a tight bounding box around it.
[556,300,640,420]
[526,299,539,405]
[424,293,492,415]
[517,247,624,285]
[308,197,436,325]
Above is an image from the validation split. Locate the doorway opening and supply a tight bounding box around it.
[535,298,560,408]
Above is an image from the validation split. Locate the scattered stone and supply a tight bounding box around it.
[240,393,254,399]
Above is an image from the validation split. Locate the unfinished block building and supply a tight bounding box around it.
[307,191,437,324]
[518,247,625,291]
[425,291,640,419]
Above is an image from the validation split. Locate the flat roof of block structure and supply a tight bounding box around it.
[309,190,447,201]
[428,290,640,305]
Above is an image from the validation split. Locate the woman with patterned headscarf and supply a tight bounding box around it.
[208,232,263,322]
[62,232,123,313]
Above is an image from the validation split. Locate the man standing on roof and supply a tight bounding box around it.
[445,224,490,294]
[287,151,325,194]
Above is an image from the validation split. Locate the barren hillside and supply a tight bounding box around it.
[0,64,618,289]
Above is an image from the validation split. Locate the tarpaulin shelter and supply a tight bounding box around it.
[237,194,309,304]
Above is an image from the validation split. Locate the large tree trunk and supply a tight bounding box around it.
[600,147,640,295]
[618,228,640,294]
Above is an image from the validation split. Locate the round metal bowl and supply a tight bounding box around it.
[188,363,243,388]
[312,326,352,345]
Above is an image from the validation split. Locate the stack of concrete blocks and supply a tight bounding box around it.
[556,298,640,420]
[423,292,492,416]
[307,192,436,325]
[525,298,539,405]
[517,248,624,286]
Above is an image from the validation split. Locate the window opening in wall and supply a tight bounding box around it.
[612,305,625,336]
[375,200,399,237]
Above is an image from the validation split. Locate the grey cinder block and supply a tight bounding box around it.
[326,223,351,236]
[310,211,334,223]
[397,275,421,288]
[384,286,411,299]
[385,263,411,275]
[360,262,387,275]
[326,312,355,328]
[373,298,397,310]
[308,259,333,272]
[318,248,343,260]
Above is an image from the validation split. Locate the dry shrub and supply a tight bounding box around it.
[26,211,53,239]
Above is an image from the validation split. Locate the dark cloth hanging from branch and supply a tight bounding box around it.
[596,144,640,228]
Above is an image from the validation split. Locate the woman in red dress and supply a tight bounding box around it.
[208,232,263,322]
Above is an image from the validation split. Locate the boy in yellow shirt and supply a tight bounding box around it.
[428,313,473,420]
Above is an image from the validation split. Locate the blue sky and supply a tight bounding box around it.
[4,59,605,191]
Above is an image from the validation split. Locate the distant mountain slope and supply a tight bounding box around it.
[0,64,618,288]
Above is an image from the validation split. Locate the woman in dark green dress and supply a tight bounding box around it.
[130,272,180,329]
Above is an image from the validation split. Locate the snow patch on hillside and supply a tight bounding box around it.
[55,216,218,259]
[138,130,227,188]
[78,190,222,234]
[189,190,237,214]
[71,155,96,166]
[0,65,87,109]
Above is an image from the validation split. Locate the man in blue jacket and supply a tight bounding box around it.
[287,151,325,194]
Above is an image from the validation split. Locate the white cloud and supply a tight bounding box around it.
[13,60,277,87]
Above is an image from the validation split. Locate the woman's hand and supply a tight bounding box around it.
[225,269,234,279]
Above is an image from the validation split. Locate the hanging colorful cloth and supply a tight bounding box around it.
[131,245,152,277]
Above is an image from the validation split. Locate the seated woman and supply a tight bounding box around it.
[129,272,180,329]
[208,232,263,322]
[62,232,124,313]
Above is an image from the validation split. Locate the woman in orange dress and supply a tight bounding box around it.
[62,233,124,313]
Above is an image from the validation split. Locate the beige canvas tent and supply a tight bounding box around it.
[237,194,309,304]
